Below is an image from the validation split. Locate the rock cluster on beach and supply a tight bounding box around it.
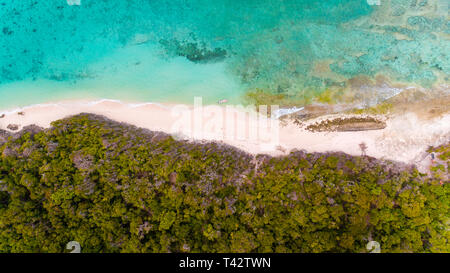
[305,116,387,132]
[6,124,19,131]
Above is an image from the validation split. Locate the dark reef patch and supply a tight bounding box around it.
[160,39,227,64]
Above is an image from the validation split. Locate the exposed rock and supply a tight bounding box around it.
[335,121,386,132]
[20,125,43,136]
[304,104,335,116]
[6,124,19,131]
[276,145,287,153]
[306,117,386,132]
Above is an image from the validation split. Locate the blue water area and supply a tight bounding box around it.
[0,0,448,109]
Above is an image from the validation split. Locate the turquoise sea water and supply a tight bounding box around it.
[0,0,448,109]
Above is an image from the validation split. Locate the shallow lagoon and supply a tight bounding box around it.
[0,0,448,109]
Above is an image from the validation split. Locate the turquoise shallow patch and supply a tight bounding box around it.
[0,0,448,109]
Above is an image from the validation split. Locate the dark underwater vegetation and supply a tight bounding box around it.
[0,114,448,253]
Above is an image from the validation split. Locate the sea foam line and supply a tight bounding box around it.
[0,98,172,116]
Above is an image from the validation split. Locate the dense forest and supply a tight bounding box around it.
[0,114,448,253]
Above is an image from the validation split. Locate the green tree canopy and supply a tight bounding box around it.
[0,114,448,253]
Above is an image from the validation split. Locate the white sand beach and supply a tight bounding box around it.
[0,99,449,172]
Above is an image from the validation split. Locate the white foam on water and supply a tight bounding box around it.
[0,98,175,117]
[273,107,305,119]
[85,99,124,106]
[67,0,81,6]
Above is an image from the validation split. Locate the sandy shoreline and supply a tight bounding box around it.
[1,99,449,171]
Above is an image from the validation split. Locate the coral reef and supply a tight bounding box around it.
[0,1,447,106]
